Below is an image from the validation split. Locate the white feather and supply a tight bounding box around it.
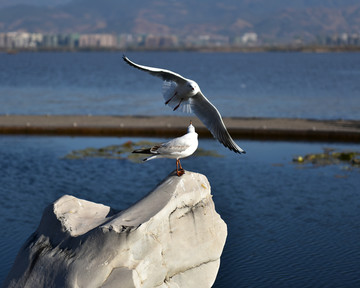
[162,81,177,103]
[162,80,193,113]
[180,101,193,113]
[123,56,246,154]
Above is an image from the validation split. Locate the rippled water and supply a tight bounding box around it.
[1,136,359,287]
[0,51,360,119]
[1,50,359,286]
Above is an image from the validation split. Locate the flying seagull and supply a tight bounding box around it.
[132,122,198,176]
[123,55,246,154]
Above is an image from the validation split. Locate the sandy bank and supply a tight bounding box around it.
[0,115,359,142]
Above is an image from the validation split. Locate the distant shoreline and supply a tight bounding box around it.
[1,115,359,143]
[2,45,360,53]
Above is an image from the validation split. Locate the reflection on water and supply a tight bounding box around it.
[0,136,359,287]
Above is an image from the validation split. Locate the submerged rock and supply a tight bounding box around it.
[4,171,227,288]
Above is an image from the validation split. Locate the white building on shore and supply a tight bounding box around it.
[78,34,117,48]
[0,32,43,48]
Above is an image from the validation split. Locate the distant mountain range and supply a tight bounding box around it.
[0,0,359,42]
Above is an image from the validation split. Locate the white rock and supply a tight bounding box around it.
[4,171,227,288]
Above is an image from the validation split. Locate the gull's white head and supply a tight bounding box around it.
[187,80,200,95]
[187,120,196,133]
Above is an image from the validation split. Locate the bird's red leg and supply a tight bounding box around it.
[173,98,184,111]
[176,159,181,176]
[178,159,185,176]
[178,159,183,170]
[165,92,177,105]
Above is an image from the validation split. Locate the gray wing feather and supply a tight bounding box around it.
[123,56,187,84]
[157,136,191,154]
[191,92,246,154]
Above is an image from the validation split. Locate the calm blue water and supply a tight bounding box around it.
[0,51,360,119]
[1,52,360,286]
[0,136,360,287]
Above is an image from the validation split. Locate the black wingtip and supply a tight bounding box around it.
[123,55,132,65]
[220,141,246,155]
[225,143,246,154]
[132,148,152,154]
[237,147,246,154]
[233,147,246,154]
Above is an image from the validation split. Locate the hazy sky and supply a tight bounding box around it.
[0,0,72,8]
[0,0,358,9]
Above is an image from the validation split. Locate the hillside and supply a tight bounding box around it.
[0,0,359,42]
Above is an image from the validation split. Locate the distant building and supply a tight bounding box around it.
[0,33,6,47]
[241,33,258,44]
[42,34,58,48]
[349,34,360,45]
[79,34,117,48]
[117,34,136,48]
[144,35,159,48]
[57,33,79,48]
[143,35,178,49]
[31,33,43,47]
[324,33,360,46]
[0,32,43,48]
[159,35,178,48]
[184,34,229,47]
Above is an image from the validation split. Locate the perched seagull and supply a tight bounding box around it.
[123,55,246,154]
[132,122,198,176]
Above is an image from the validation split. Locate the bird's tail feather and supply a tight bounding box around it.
[143,155,157,161]
[132,149,158,161]
[132,148,151,154]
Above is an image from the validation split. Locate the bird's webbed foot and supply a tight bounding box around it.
[173,98,184,111]
[176,169,185,176]
[165,92,177,105]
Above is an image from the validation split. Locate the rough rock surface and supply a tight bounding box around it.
[4,171,227,288]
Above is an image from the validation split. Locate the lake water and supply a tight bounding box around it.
[0,51,359,119]
[0,136,359,287]
[0,52,360,287]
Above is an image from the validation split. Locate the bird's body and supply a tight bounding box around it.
[133,123,198,176]
[123,56,246,154]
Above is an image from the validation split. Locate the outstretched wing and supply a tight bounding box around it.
[191,92,246,154]
[123,56,188,85]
